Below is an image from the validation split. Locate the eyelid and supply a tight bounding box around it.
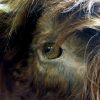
[32,41,46,51]
[42,42,63,59]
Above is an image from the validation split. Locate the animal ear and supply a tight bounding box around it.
[84,29,100,62]
[91,2,100,16]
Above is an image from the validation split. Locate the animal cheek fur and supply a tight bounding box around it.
[43,68,68,94]
[31,59,67,95]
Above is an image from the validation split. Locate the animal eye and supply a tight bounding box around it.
[42,42,62,59]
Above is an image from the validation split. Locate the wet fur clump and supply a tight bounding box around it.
[0,0,100,100]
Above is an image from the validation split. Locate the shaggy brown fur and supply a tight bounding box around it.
[0,0,100,100]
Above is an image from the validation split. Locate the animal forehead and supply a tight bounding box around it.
[58,2,100,21]
[36,1,100,45]
[39,1,100,28]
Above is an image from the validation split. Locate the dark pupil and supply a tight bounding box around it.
[44,44,53,54]
[43,42,62,59]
